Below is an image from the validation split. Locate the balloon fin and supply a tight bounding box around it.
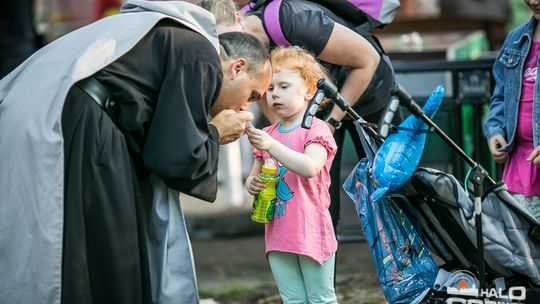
[371,187,389,203]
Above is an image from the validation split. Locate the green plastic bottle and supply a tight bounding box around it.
[251,158,278,223]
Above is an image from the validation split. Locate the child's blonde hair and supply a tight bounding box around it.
[270,47,328,96]
[200,0,237,26]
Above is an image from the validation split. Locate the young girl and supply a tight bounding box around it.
[484,0,540,221]
[245,47,338,303]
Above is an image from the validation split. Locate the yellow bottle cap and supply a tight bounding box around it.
[261,158,277,175]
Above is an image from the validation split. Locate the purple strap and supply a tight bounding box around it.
[263,0,291,47]
[239,2,254,15]
[239,0,291,47]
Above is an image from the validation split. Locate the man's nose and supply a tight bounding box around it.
[239,104,250,111]
[239,100,251,111]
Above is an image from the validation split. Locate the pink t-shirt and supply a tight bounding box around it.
[253,118,338,265]
[503,40,540,196]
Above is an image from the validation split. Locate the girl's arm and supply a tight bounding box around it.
[246,128,328,177]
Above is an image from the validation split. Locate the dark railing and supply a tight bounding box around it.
[393,58,497,181]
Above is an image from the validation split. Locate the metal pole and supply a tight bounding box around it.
[470,166,487,290]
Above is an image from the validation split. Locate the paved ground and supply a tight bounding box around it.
[192,235,386,304]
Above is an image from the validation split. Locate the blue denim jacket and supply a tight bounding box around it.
[484,17,540,152]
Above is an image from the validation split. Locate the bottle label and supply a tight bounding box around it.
[251,174,278,223]
[251,194,277,223]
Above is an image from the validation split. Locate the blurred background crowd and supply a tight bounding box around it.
[0,0,123,78]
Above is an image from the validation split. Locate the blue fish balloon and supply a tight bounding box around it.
[371,85,444,202]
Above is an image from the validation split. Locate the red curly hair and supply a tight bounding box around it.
[270,46,328,96]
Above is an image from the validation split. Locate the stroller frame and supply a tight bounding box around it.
[303,78,530,301]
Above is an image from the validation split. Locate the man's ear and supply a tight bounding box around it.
[235,12,244,27]
[229,58,247,80]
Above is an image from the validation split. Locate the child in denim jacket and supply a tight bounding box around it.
[484,0,540,221]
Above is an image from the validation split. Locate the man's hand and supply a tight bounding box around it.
[209,110,254,144]
[488,135,508,164]
[527,146,540,168]
[246,127,274,151]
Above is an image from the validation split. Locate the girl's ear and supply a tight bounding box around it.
[305,91,314,102]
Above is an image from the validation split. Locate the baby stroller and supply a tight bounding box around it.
[302,79,540,303]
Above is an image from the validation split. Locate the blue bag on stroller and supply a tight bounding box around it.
[342,86,446,303]
[343,157,438,303]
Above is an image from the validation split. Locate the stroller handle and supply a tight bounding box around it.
[301,79,382,143]
[394,84,426,118]
[377,94,400,139]
[301,90,325,129]
[316,79,362,121]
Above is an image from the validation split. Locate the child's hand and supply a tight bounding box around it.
[527,146,540,168]
[246,175,265,196]
[488,135,508,164]
[246,127,274,151]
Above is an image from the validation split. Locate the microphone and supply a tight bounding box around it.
[301,90,325,129]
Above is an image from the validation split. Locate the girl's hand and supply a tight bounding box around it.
[246,127,275,151]
[527,146,540,168]
[488,135,508,164]
[246,175,265,196]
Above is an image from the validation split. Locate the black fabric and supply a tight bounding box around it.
[62,86,150,304]
[60,20,223,303]
[94,19,222,202]
[278,1,339,56]
[332,50,395,118]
